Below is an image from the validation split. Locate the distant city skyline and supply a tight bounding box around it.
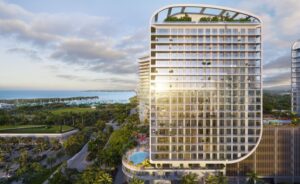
[0,0,299,90]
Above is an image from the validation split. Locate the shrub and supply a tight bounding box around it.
[165,14,192,22]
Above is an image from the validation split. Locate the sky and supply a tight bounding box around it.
[0,0,298,90]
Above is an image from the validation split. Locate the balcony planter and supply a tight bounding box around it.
[199,15,252,23]
[164,14,192,22]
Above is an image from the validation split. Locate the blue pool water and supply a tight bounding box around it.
[264,119,291,124]
[129,151,149,165]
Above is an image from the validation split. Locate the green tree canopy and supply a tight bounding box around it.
[181,173,198,184]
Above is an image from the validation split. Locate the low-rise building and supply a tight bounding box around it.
[227,125,300,184]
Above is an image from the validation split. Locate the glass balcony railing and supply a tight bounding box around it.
[155,56,260,60]
[153,40,260,44]
[154,31,261,36]
[154,48,260,52]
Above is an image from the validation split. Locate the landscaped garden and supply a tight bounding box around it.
[164,14,253,23]
[50,107,96,115]
[0,96,140,184]
[0,125,74,133]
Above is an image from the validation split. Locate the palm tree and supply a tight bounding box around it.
[4,164,10,178]
[51,139,61,151]
[94,171,112,184]
[47,157,56,169]
[129,177,144,184]
[18,149,28,167]
[215,174,228,184]
[182,173,198,184]
[246,171,261,184]
[0,152,5,163]
[206,175,217,184]
[291,112,299,125]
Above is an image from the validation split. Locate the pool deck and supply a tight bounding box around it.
[123,146,151,170]
[129,151,149,165]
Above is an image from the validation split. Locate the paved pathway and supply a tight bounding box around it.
[67,142,92,171]
[67,119,119,171]
[106,119,120,131]
[114,165,126,184]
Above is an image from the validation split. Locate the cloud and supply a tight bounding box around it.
[264,54,290,72]
[263,53,290,89]
[6,47,42,61]
[0,19,61,46]
[0,1,32,20]
[50,39,125,63]
[56,74,137,89]
[88,62,137,74]
[56,74,79,80]
[49,38,140,74]
[0,0,148,89]
[264,72,290,89]
[3,0,299,90]
[236,0,300,90]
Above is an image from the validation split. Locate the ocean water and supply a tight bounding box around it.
[0,90,136,104]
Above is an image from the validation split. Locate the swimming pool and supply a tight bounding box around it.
[129,151,149,165]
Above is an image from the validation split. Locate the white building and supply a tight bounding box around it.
[138,56,150,122]
[292,40,300,115]
[149,3,262,165]
[124,4,263,183]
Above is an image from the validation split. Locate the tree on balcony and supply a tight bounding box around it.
[246,171,261,184]
[129,177,144,184]
[165,14,192,22]
[205,174,228,184]
[181,173,198,184]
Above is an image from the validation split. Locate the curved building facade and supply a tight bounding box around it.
[292,40,300,115]
[149,4,263,165]
[138,56,150,122]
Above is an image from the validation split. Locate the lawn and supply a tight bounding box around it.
[50,107,96,115]
[0,125,74,133]
[0,124,43,130]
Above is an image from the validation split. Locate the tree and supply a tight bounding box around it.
[0,152,5,163]
[206,174,228,184]
[63,132,85,156]
[56,150,65,158]
[79,166,112,184]
[4,163,10,178]
[18,149,29,167]
[94,171,113,184]
[246,171,261,184]
[215,174,228,184]
[80,166,96,184]
[181,173,198,184]
[36,137,49,153]
[206,175,217,184]
[291,112,300,125]
[129,177,144,184]
[47,157,56,169]
[95,120,106,131]
[31,162,44,173]
[51,139,61,151]
[49,169,71,184]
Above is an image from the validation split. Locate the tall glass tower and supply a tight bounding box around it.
[292,40,300,115]
[149,4,263,166]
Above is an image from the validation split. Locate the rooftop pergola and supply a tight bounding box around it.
[151,4,261,23]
